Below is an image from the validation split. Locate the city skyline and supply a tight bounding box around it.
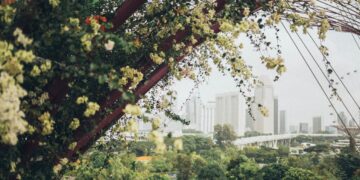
[181,87,348,135]
[173,29,360,129]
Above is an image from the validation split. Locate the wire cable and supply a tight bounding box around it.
[307,33,360,111]
[280,21,354,138]
[336,2,360,52]
[293,31,360,129]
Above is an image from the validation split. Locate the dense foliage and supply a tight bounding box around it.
[65,134,360,180]
[214,124,238,148]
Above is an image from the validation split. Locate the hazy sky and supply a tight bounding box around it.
[172,24,360,129]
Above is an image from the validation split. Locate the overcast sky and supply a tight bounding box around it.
[172,24,360,129]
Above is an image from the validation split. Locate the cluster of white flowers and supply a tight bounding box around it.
[125,119,138,134]
[150,52,165,64]
[123,104,142,116]
[0,30,34,145]
[49,0,60,8]
[261,56,286,75]
[76,96,100,117]
[173,139,183,151]
[84,102,100,117]
[0,72,28,145]
[69,118,80,130]
[148,130,166,153]
[38,112,54,135]
[119,66,144,89]
[318,19,330,40]
[104,40,115,51]
[151,117,161,130]
[258,106,269,117]
[0,4,16,24]
[81,34,95,52]
[31,92,49,105]
[13,28,33,47]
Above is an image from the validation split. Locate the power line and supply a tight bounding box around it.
[307,33,360,111]
[293,31,360,130]
[280,21,354,138]
[336,2,360,52]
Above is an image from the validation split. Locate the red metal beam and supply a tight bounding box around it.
[1,0,15,5]
[96,0,227,112]
[100,27,191,109]
[110,0,147,31]
[65,0,264,160]
[23,0,146,160]
[47,0,146,102]
[66,23,220,159]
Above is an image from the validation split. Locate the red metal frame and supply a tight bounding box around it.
[95,0,227,115]
[64,0,271,160]
[65,21,223,161]
[110,0,147,31]
[48,0,147,102]
[23,0,147,162]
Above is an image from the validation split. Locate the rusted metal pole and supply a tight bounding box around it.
[66,23,221,159]
[110,0,147,31]
[47,0,146,102]
[96,0,227,111]
[1,0,15,5]
[65,0,268,160]
[23,0,147,161]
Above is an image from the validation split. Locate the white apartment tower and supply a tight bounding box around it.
[215,92,246,136]
[252,76,275,134]
[185,94,202,130]
[274,97,279,134]
[200,101,216,134]
[313,116,322,133]
[280,110,286,134]
[337,111,348,127]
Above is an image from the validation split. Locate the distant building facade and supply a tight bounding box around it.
[138,108,183,138]
[312,116,322,133]
[185,94,202,130]
[252,76,275,134]
[280,110,286,134]
[200,101,216,134]
[299,123,309,134]
[337,111,348,127]
[289,125,298,134]
[325,125,337,134]
[274,97,279,135]
[215,92,246,136]
[349,120,356,127]
[245,108,254,132]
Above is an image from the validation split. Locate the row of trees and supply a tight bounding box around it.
[63,126,360,179]
[63,135,360,179]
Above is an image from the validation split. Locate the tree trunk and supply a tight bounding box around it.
[349,136,356,152]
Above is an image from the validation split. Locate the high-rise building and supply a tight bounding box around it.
[215,92,246,136]
[252,76,275,134]
[200,101,216,134]
[245,108,254,132]
[312,116,322,133]
[349,119,357,127]
[289,125,298,134]
[138,104,183,138]
[337,111,348,127]
[280,110,286,134]
[325,125,337,134]
[185,94,202,130]
[274,97,279,135]
[299,122,309,134]
[348,111,359,127]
